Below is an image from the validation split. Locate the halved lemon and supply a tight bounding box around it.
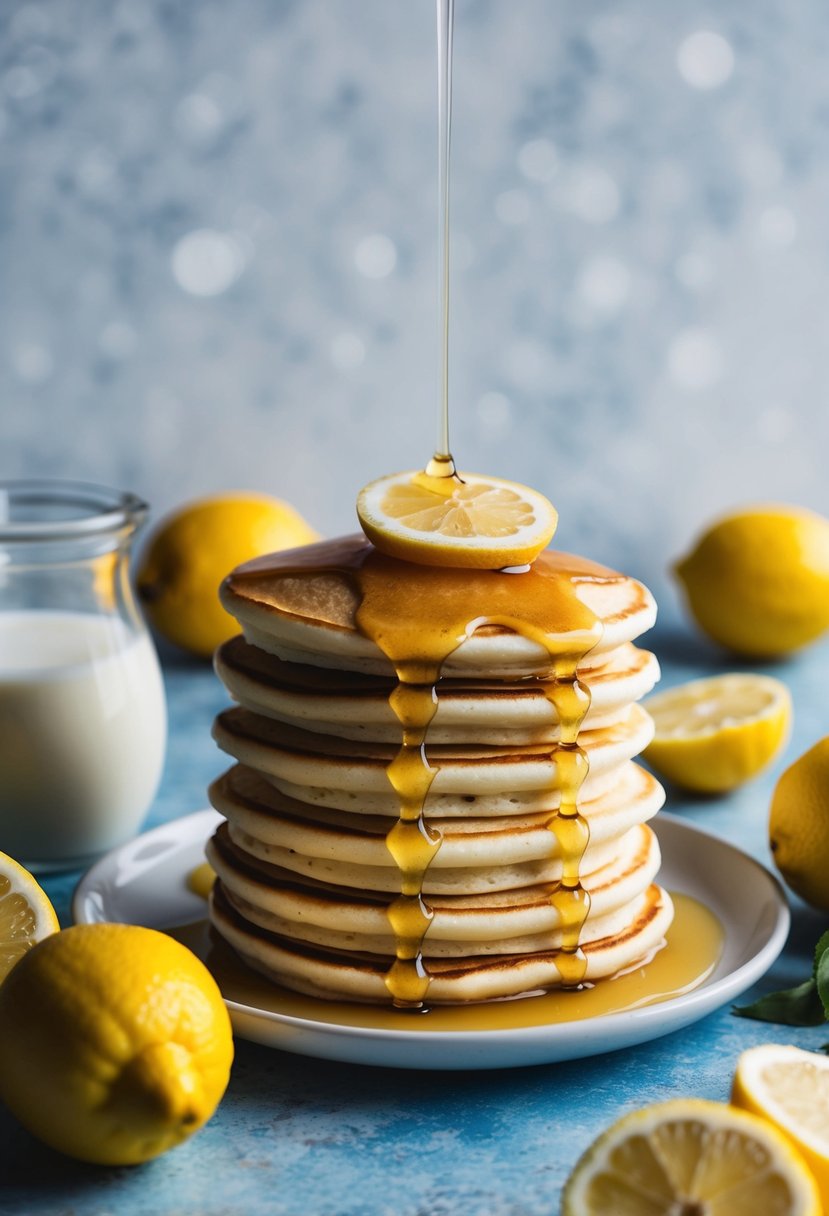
[643,673,791,793]
[732,1044,829,1210]
[0,851,59,984]
[356,469,558,569]
[561,1098,821,1216]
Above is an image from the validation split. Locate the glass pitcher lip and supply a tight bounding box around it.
[0,478,148,542]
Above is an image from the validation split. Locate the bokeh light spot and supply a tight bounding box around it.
[171,229,247,297]
[354,234,397,279]
[678,31,734,90]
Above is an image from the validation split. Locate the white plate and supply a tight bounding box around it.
[73,811,789,1071]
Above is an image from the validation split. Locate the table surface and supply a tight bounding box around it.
[2,624,828,1216]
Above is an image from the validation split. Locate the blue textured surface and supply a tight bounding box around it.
[2,625,829,1215]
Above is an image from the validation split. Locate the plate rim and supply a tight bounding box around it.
[72,810,790,1054]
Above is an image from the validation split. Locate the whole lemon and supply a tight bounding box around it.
[0,923,233,1165]
[137,493,318,658]
[769,736,829,911]
[675,505,829,657]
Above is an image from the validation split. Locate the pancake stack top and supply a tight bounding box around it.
[208,533,672,1006]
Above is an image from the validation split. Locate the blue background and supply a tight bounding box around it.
[4,0,829,616]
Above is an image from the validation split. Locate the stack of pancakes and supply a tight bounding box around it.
[207,536,672,1005]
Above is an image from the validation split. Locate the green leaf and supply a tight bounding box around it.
[733,927,829,1026]
[732,977,826,1026]
[814,930,829,1018]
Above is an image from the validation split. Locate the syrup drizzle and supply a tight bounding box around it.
[357,559,600,1005]
[176,891,722,1030]
[232,542,606,1008]
[435,0,454,471]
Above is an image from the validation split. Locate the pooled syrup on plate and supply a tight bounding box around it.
[171,892,723,1030]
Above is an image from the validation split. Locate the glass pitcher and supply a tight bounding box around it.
[0,480,167,871]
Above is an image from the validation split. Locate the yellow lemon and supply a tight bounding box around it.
[356,469,557,569]
[561,1098,821,1216]
[643,673,792,793]
[769,736,829,910]
[733,1044,829,1212]
[0,851,59,984]
[137,493,319,658]
[675,505,829,657]
[0,923,233,1165]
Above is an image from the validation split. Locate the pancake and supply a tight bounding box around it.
[208,763,664,879]
[212,703,655,815]
[209,881,675,1003]
[208,820,662,952]
[208,532,670,1006]
[215,636,661,743]
[219,536,657,679]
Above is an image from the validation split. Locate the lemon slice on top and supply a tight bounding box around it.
[561,1098,821,1216]
[643,673,791,793]
[732,1045,829,1210]
[0,850,59,983]
[356,469,558,569]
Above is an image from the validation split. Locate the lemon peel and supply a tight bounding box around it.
[675,505,829,657]
[356,469,557,569]
[769,735,829,911]
[137,492,319,658]
[0,923,233,1165]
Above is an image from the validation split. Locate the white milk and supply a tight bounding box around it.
[0,611,166,867]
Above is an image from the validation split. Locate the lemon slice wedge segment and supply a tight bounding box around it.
[732,1045,829,1211]
[643,673,791,793]
[356,470,557,569]
[0,850,59,984]
[561,1098,821,1216]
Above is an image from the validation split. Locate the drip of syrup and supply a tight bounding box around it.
[171,892,724,1031]
[356,552,600,1005]
[433,0,455,480]
[232,542,606,1008]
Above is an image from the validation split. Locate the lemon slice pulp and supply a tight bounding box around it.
[561,1098,821,1216]
[0,851,59,983]
[733,1045,829,1210]
[356,470,558,569]
[643,673,791,793]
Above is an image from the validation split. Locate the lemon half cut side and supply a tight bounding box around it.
[643,673,791,793]
[561,1098,821,1216]
[356,469,558,569]
[0,851,59,984]
[733,1045,829,1212]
